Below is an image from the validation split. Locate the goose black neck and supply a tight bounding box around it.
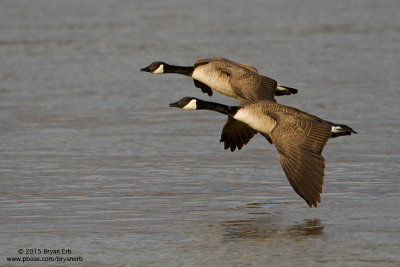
[165,64,194,76]
[196,100,240,116]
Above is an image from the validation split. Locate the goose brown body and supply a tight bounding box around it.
[169,96,357,207]
[233,101,332,207]
[141,57,298,151]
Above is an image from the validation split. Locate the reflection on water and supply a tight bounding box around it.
[221,218,324,241]
[287,219,324,237]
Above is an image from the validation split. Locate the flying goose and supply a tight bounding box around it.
[169,96,357,207]
[140,57,299,151]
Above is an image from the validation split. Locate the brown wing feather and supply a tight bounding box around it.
[194,58,277,103]
[220,116,257,152]
[223,68,277,104]
[193,58,277,151]
[219,66,277,150]
[234,62,259,73]
[270,113,331,207]
[252,75,278,103]
[195,57,259,73]
[194,58,212,67]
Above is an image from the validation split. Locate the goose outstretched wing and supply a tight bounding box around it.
[270,113,331,207]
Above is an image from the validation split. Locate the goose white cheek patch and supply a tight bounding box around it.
[182,99,197,110]
[331,126,342,133]
[153,64,164,74]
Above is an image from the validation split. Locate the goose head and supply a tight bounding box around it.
[140,61,167,74]
[169,97,198,110]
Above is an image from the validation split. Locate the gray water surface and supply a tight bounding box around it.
[1,0,399,266]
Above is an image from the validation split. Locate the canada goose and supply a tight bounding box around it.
[141,57,299,151]
[169,96,357,207]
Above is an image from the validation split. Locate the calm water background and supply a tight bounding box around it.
[1,0,399,266]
